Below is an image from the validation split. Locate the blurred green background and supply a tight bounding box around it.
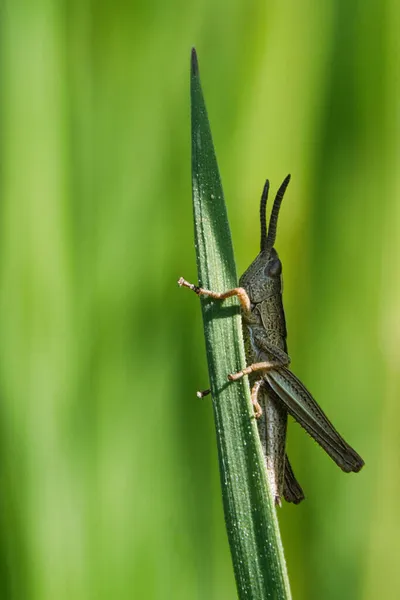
[0,0,399,598]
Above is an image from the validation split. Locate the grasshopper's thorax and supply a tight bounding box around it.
[240,247,287,359]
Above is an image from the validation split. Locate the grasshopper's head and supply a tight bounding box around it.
[239,175,290,303]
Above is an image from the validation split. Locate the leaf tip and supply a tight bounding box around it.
[191,47,199,77]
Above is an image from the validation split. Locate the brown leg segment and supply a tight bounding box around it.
[228,361,284,381]
[178,277,251,313]
[250,379,264,418]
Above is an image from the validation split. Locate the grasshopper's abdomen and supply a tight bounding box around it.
[257,389,287,505]
[241,298,288,505]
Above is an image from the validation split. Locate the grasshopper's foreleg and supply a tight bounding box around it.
[178,277,251,313]
[178,276,250,402]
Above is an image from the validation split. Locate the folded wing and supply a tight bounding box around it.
[266,368,364,473]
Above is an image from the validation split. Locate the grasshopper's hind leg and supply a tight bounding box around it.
[250,379,264,419]
[284,456,305,504]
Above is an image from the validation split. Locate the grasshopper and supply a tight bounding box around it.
[179,175,364,505]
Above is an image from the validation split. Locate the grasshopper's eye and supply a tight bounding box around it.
[265,257,282,277]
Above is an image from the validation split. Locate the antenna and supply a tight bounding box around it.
[265,174,291,251]
[260,180,270,251]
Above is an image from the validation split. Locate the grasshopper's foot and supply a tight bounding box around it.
[178,277,202,295]
[177,277,251,312]
[197,388,211,399]
[228,361,282,382]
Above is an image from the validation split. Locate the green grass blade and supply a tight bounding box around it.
[189,48,291,600]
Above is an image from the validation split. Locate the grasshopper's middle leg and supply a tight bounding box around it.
[229,361,287,382]
[196,380,264,419]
